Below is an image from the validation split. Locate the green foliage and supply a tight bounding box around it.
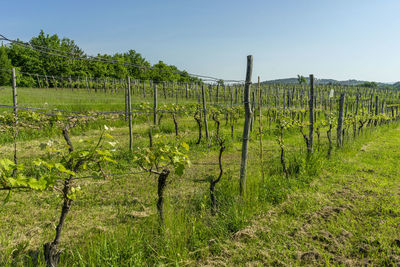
[360,81,378,88]
[0,158,48,202]
[134,135,191,176]
[5,30,201,87]
[297,74,307,85]
[0,45,12,86]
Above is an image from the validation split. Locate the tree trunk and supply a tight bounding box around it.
[172,113,179,137]
[44,180,72,267]
[280,127,289,179]
[195,113,202,144]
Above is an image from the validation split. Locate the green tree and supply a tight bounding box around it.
[0,45,12,86]
[297,75,307,85]
[360,81,378,88]
[6,30,200,85]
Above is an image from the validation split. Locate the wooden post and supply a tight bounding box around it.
[153,84,158,125]
[374,95,379,126]
[52,76,57,90]
[216,84,219,103]
[308,74,315,155]
[127,77,133,151]
[45,75,49,89]
[235,86,238,104]
[174,82,178,104]
[355,93,359,115]
[337,93,345,148]
[141,80,145,98]
[36,74,41,88]
[201,85,209,141]
[239,55,253,196]
[163,82,167,99]
[257,76,264,182]
[12,68,18,165]
[124,81,128,121]
[375,95,379,116]
[250,91,255,131]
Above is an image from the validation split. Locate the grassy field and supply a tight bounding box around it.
[0,88,399,266]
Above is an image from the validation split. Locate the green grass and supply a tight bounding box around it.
[0,87,399,266]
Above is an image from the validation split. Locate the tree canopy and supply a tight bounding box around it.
[0,30,201,86]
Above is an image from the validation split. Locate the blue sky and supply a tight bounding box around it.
[2,0,400,82]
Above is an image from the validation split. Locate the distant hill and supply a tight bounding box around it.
[393,82,400,90]
[262,77,396,88]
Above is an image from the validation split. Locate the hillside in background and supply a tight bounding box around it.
[263,77,398,88]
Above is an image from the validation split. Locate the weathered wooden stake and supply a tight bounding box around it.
[239,55,253,196]
[337,93,345,147]
[36,74,41,88]
[308,74,315,155]
[201,85,209,141]
[127,77,133,151]
[12,68,18,166]
[257,76,264,182]
[153,84,158,125]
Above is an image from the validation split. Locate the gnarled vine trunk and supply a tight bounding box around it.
[209,141,225,216]
[44,179,72,267]
[194,114,202,144]
[172,113,179,136]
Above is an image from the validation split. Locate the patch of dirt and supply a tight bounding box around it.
[233,227,258,241]
[303,205,346,224]
[300,251,322,264]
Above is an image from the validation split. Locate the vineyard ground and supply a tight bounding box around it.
[203,125,400,266]
[0,87,399,266]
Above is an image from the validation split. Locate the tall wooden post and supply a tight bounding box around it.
[235,86,238,104]
[163,82,167,99]
[12,68,18,165]
[201,85,209,141]
[216,84,219,103]
[337,93,345,148]
[239,55,253,196]
[127,77,133,151]
[257,77,264,182]
[143,80,146,98]
[355,93,359,115]
[153,84,158,125]
[36,74,41,88]
[124,82,128,121]
[45,75,49,89]
[52,76,57,90]
[374,95,379,126]
[250,91,255,131]
[308,74,315,155]
[174,82,178,104]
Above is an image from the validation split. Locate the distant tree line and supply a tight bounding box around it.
[0,30,201,86]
